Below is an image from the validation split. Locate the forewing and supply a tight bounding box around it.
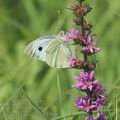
[45,38,71,68]
[24,36,56,61]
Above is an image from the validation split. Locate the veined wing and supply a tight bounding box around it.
[45,38,71,68]
[24,35,56,61]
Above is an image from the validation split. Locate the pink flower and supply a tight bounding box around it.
[96,97,106,110]
[91,83,106,98]
[63,28,81,41]
[81,35,101,55]
[75,97,97,112]
[72,71,97,91]
[68,57,82,68]
[75,97,105,113]
[81,42,101,55]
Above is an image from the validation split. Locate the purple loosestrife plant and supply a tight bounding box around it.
[64,0,107,119]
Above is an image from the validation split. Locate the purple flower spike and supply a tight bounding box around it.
[68,57,76,67]
[75,97,97,112]
[72,79,98,91]
[72,71,97,91]
[86,115,96,120]
[63,28,81,41]
[80,35,101,55]
[96,97,105,110]
[81,41,101,55]
[68,57,82,68]
[92,83,106,98]
[80,70,94,81]
[66,0,107,119]
[97,112,106,120]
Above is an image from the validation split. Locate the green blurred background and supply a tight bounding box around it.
[0,0,120,120]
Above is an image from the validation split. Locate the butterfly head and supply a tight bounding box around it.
[57,31,67,42]
[58,31,65,37]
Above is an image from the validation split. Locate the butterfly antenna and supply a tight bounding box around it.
[58,10,61,31]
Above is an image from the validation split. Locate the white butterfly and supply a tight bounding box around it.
[24,32,72,68]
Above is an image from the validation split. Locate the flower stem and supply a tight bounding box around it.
[79,7,93,117]
[80,17,88,69]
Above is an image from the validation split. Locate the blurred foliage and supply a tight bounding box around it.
[0,0,120,119]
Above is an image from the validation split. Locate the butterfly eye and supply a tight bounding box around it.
[38,46,43,51]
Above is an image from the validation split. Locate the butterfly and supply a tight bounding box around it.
[24,32,72,68]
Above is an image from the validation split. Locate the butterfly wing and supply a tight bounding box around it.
[45,38,71,68]
[24,36,56,61]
